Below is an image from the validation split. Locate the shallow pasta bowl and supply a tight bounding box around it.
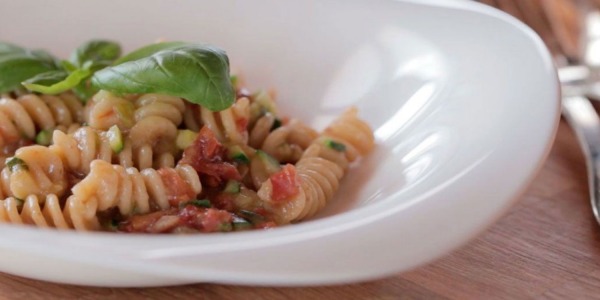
[0,0,559,287]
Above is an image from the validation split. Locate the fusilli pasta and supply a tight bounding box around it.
[0,93,83,149]
[87,91,185,131]
[183,97,250,144]
[257,108,374,223]
[67,159,202,230]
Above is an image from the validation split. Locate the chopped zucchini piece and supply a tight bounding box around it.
[180,199,212,209]
[252,90,277,114]
[6,157,28,173]
[35,129,52,146]
[239,210,266,225]
[176,129,198,150]
[107,125,124,154]
[325,139,346,152]
[256,150,281,174]
[228,145,249,164]
[224,180,241,194]
[232,215,253,231]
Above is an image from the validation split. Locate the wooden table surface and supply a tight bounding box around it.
[3,2,600,300]
[0,120,593,299]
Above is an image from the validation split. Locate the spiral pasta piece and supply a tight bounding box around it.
[0,93,83,146]
[51,119,177,175]
[135,93,185,126]
[9,145,68,199]
[256,119,318,163]
[258,107,374,223]
[184,97,250,144]
[86,91,136,131]
[67,160,202,231]
[0,168,12,199]
[0,195,70,229]
[87,91,185,131]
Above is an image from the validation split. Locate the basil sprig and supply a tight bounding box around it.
[0,40,235,111]
[92,44,235,111]
[0,42,59,93]
[23,40,121,97]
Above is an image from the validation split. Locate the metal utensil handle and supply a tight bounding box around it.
[562,95,600,224]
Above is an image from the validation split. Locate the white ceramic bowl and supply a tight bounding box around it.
[0,0,559,287]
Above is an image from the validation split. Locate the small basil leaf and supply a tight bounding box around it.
[31,49,60,68]
[22,70,68,86]
[61,60,78,72]
[70,40,121,68]
[23,68,91,95]
[113,41,186,65]
[0,53,58,93]
[92,45,235,111]
[0,42,26,55]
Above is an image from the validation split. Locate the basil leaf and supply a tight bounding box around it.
[70,40,121,68]
[22,70,68,86]
[0,42,26,55]
[22,68,91,94]
[31,49,60,68]
[113,41,186,65]
[0,53,58,93]
[92,45,235,111]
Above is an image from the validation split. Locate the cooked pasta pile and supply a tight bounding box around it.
[0,40,375,233]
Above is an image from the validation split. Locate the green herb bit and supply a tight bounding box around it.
[22,68,91,95]
[35,129,52,146]
[104,219,120,232]
[232,215,253,231]
[228,145,249,164]
[270,118,282,132]
[180,199,212,209]
[325,139,346,152]
[6,157,28,173]
[239,210,266,225]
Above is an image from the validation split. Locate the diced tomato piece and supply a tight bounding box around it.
[269,164,300,202]
[178,206,233,232]
[201,209,233,232]
[158,168,196,207]
[180,126,241,186]
[213,193,235,211]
